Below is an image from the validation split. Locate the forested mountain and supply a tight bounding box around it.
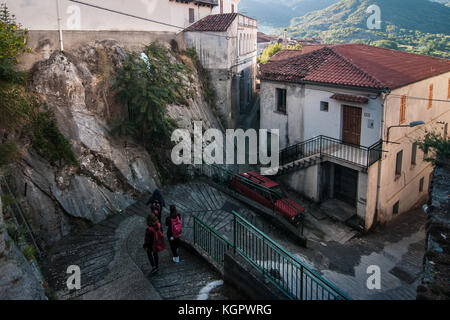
[238,0,339,32]
[241,0,450,58]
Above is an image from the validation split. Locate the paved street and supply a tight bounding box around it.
[42,178,426,300]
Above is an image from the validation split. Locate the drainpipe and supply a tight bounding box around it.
[56,0,64,51]
[373,91,389,229]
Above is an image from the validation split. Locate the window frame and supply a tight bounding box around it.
[411,142,417,166]
[395,150,403,178]
[320,101,329,112]
[276,88,287,114]
[400,94,407,124]
[189,8,195,24]
[419,177,425,193]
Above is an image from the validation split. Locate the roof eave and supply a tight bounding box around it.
[260,76,386,93]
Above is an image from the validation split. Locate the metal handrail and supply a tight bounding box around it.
[280,135,382,169]
[232,210,350,300]
[0,176,42,258]
[191,209,350,300]
[193,215,233,266]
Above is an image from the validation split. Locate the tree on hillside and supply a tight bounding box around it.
[257,43,302,64]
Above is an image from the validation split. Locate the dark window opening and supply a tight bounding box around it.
[411,142,417,166]
[393,201,400,215]
[395,150,403,177]
[419,177,424,192]
[320,101,329,112]
[276,88,287,114]
[189,8,195,24]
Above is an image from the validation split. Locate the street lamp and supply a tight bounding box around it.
[386,121,425,144]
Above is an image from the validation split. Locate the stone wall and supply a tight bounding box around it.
[417,165,450,299]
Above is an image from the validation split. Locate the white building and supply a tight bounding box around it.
[212,0,240,14]
[257,32,278,56]
[4,0,219,32]
[260,44,450,230]
[184,12,257,128]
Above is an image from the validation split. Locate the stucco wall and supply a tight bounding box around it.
[212,0,240,14]
[303,85,382,147]
[279,164,320,202]
[5,0,214,32]
[376,71,450,223]
[260,81,382,149]
[364,161,379,230]
[260,81,305,149]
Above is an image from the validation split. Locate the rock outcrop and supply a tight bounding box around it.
[8,40,221,248]
[0,197,47,300]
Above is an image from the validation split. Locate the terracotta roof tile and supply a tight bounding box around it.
[185,13,238,32]
[260,44,450,90]
[330,93,369,104]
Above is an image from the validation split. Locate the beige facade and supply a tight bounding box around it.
[369,72,450,229]
[4,0,217,32]
[212,0,240,14]
[260,71,450,230]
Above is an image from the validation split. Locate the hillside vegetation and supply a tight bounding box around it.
[239,0,339,31]
[241,0,450,58]
[286,0,450,58]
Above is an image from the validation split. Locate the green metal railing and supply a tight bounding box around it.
[193,215,233,267]
[192,210,350,300]
[232,211,349,300]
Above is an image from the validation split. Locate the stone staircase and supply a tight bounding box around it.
[163,182,269,242]
[41,181,266,300]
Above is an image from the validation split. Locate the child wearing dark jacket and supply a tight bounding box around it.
[165,205,181,263]
[143,214,161,274]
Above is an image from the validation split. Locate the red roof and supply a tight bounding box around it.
[269,50,304,62]
[257,32,277,43]
[260,44,450,90]
[185,13,238,32]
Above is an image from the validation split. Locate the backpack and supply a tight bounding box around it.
[149,223,165,252]
[171,216,182,239]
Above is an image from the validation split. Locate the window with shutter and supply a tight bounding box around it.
[400,95,406,124]
[428,84,433,109]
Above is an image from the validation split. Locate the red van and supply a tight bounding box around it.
[230,171,305,226]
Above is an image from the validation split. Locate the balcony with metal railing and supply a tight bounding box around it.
[276,136,382,175]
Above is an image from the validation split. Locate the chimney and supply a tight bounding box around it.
[283,29,287,49]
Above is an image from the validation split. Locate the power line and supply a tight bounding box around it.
[67,0,235,39]
[387,93,450,103]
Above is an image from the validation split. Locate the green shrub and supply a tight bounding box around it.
[0,141,18,167]
[418,132,450,167]
[31,111,77,166]
[111,42,186,146]
[0,3,30,83]
[22,244,35,261]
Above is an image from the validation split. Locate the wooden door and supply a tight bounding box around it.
[334,165,358,207]
[342,105,362,145]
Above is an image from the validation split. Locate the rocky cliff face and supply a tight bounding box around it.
[0,197,46,300]
[7,40,221,248]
